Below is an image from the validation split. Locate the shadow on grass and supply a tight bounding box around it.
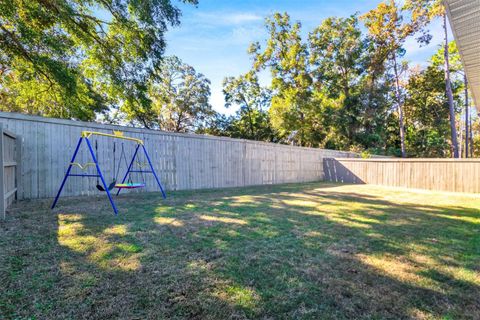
[1,182,479,319]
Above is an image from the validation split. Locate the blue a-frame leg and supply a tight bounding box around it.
[51,137,119,215]
[116,144,166,199]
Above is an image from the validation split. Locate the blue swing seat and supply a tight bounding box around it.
[114,182,145,189]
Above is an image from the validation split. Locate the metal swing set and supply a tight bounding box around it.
[51,130,166,215]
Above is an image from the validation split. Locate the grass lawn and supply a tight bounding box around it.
[1,182,479,319]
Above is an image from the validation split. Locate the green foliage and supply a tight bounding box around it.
[361,0,423,157]
[196,112,231,137]
[218,109,278,142]
[225,11,402,152]
[471,121,480,157]
[309,15,364,99]
[402,0,444,45]
[222,72,277,141]
[0,58,105,120]
[430,41,462,72]
[249,13,314,146]
[403,0,445,25]
[149,56,213,132]
[0,0,197,120]
[360,150,372,159]
[404,67,450,156]
[361,1,415,61]
[404,52,463,157]
[1,0,469,158]
[201,6,465,158]
[309,15,372,149]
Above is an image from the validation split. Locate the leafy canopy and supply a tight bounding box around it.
[0,0,197,120]
[149,56,213,132]
[222,72,276,141]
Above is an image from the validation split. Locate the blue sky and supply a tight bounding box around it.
[165,0,449,115]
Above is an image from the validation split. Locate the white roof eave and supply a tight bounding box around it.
[444,0,480,112]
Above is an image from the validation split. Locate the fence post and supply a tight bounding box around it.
[16,135,22,201]
[0,124,5,219]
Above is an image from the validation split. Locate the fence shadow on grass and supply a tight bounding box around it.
[1,182,479,319]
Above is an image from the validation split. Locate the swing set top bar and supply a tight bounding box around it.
[81,130,143,145]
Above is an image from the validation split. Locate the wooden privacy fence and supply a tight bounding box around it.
[0,112,357,200]
[324,158,480,193]
[0,124,21,218]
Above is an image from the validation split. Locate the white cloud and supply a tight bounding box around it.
[230,25,266,45]
[228,13,264,24]
[194,11,263,26]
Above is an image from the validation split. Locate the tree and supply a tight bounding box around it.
[471,120,480,157]
[404,66,452,157]
[249,13,314,146]
[361,0,418,158]
[309,15,364,100]
[0,58,105,120]
[0,0,197,121]
[148,56,213,132]
[403,0,459,157]
[223,110,278,142]
[309,15,366,147]
[430,41,467,156]
[222,72,274,141]
[195,112,231,137]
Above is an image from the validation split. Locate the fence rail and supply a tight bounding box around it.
[0,112,357,200]
[324,158,480,193]
[0,124,21,218]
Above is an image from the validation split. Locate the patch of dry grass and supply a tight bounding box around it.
[0,182,479,319]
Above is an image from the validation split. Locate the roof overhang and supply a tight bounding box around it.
[444,0,480,111]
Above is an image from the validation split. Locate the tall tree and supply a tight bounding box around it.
[0,0,197,121]
[148,56,213,132]
[404,66,452,157]
[464,73,469,158]
[309,15,364,100]
[309,14,366,147]
[430,41,466,156]
[362,0,417,158]
[442,13,459,158]
[223,72,274,141]
[249,13,314,146]
[403,0,459,157]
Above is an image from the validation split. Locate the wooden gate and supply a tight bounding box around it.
[0,124,21,219]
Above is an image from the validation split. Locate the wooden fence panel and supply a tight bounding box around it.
[0,112,357,200]
[324,158,480,193]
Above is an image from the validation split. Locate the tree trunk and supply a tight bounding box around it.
[443,13,459,158]
[241,97,256,140]
[464,74,469,158]
[393,53,406,158]
[459,118,463,157]
[470,114,473,157]
[175,110,184,132]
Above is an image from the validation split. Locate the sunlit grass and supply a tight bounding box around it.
[57,214,142,271]
[154,216,184,227]
[1,182,479,319]
[103,225,128,235]
[221,285,260,309]
[199,215,248,225]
